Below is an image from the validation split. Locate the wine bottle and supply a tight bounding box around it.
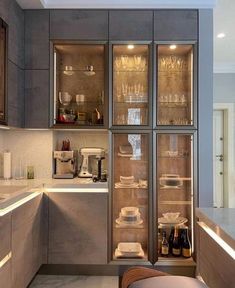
[172,227,181,257]
[161,231,169,257]
[168,226,174,254]
[182,228,192,258]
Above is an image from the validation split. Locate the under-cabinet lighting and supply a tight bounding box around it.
[0,252,11,268]
[217,33,226,39]
[169,45,177,50]
[198,222,235,260]
[127,44,134,50]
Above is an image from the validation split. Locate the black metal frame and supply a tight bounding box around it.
[153,41,198,130]
[108,130,153,265]
[49,40,109,129]
[0,18,8,126]
[109,41,153,130]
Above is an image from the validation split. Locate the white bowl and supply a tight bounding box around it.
[162,212,180,221]
[120,176,134,185]
[121,206,139,216]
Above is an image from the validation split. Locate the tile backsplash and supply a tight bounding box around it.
[0,130,109,179]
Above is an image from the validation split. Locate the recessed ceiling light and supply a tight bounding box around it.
[169,45,177,50]
[217,33,226,39]
[127,44,134,50]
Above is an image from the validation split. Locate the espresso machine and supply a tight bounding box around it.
[78,147,105,180]
[53,150,78,179]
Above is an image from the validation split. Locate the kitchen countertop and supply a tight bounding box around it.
[196,207,235,251]
[0,178,108,216]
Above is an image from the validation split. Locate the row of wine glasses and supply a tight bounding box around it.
[115,55,147,72]
[159,56,188,71]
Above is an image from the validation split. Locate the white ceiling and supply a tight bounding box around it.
[214,0,235,73]
[16,0,216,9]
[16,0,235,73]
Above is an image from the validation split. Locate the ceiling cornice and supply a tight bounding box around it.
[17,0,217,9]
[214,63,235,74]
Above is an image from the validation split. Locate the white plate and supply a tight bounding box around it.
[158,216,188,225]
[115,248,145,258]
[116,218,143,226]
[115,182,139,188]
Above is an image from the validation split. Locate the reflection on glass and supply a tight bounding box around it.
[113,45,149,126]
[112,133,149,260]
[157,45,194,126]
[157,133,194,258]
[53,44,105,126]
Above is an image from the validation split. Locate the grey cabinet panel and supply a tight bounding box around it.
[12,194,43,288]
[0,214,11,261]
[8,0,24,68]
[7,61,24,128]
[25,10,49,69]
[109,10,153,40]
[25,70,49,128]
[48,193,107,264]
[154,10,198,40]
[0,0,10,23]
[50,10,108,40]
[0,259,11,288]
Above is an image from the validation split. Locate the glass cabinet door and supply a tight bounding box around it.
[112,133,149,261]
[156,133,194,260]
[0,19,7,123]
[112,44,149,126]
[53,44,106,127]
[157,44,194,126]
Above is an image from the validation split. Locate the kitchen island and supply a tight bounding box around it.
[196,208,235,288]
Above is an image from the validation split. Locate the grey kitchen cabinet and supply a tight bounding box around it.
[154,10,198,41]
[109,10,153,40]
[7,60,24,127]
[24,70,49,128]
[0,213,11,261]
[11,194,43,288]
[48,192,108,264]
[0,213,12,288]
[50,10,108,40]
[0,259,11,288]
[25,10,49,69]
[8,0,24,69]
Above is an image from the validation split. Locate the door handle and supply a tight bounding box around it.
[216,154,224,161]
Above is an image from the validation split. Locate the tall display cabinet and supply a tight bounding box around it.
[109,41,197,267]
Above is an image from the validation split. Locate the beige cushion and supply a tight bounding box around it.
[129,276,208,288]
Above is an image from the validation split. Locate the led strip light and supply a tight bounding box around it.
[0,252,11,269]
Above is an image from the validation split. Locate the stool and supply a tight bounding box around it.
[122,267,207,288]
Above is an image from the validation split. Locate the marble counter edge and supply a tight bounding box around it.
[196,208,235,251]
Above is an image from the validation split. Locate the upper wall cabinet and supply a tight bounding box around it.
[25,10,49,69]
[50,10,108,40]
[109,11,153,40]
[154,10,198,41]
[0,18,7,125]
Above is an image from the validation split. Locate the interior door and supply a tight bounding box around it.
[213,110,224,208]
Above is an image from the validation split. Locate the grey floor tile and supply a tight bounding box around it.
[29,275,119,288]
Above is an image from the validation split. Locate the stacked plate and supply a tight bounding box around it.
[116,206,143,227]
[115,242,144,258]
[115,175,139,188]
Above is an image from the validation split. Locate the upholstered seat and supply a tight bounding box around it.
[122,267,207,288]
[129,276,208,288]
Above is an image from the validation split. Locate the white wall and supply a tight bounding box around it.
[213,72,235,207]
[0,130,109,179]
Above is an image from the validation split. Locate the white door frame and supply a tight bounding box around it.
[213,103,234,207]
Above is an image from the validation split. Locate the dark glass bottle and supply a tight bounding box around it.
[172,227,181,257]
[182,228,192,258]
[161,231,169,257]
[168,227,175,254]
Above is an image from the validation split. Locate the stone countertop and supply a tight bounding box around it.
[196,207,235,250]
[0,178,108,216]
